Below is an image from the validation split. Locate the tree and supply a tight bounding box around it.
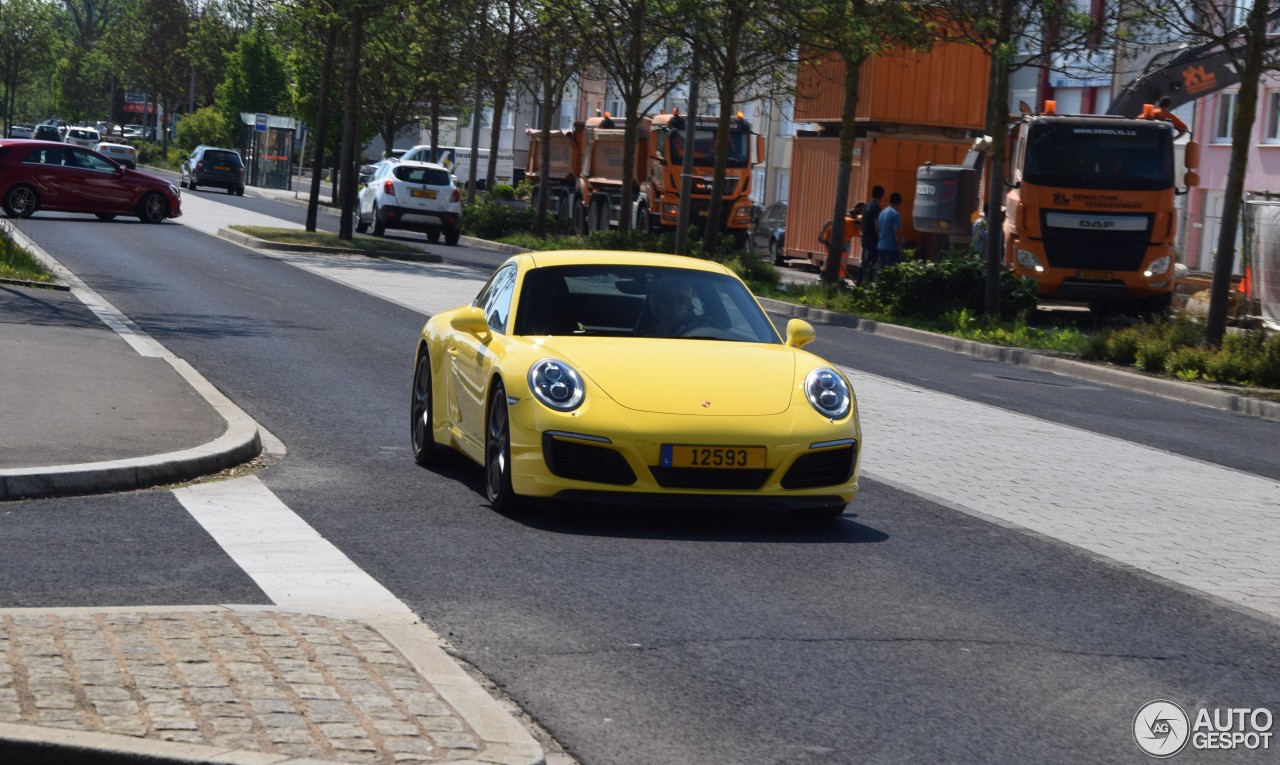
[112,0,193,155]
[677,0,798,255]
[1123,0,1277,344]
[563,0,683,234]
[359,3,435,160]
[517,0,586,237]
[788,0,938,285]
[0,0,59,134]
[477,0,524,191]
[214,22,288,144]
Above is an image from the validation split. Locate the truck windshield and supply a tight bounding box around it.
[668,127,750,168]
[1023,123,1173,190]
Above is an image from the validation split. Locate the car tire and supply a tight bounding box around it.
[95,213,116,221]
[444,226,460,246]
[179,177,188,189]
[485,382,519,511]
[771,239,785,266]
[410,352,440,466]
[226,186,235,194]
[136,192,167,223]
[372,207,386,237]
[3,185,38,218]
[189,180,198,192]
[236,187,245,196]
[354,209,368,234]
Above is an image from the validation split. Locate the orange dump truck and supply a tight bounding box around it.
[524,126,584,226]
[1002,106,1199,311]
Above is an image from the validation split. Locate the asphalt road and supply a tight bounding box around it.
[5,197,1279,764]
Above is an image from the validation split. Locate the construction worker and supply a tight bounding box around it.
[1138,96,1189,139]
[818,203,862,281]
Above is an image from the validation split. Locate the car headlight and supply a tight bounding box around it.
[529,358,585,411]
[1144,256,1171,277]
[169,183,181,197]
[804,367,851,420]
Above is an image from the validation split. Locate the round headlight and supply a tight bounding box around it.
[804,367,851,419]
[529,358,585,411]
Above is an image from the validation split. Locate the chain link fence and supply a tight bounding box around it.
[1243,197,1280,329]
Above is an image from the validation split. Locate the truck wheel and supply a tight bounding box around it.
[572,195,586,235]
[588,198,609,234]
[634,203,651,233]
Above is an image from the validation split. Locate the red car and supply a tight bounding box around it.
[0,139,181,223]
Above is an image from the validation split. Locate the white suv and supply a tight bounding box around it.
[64,126,101,148]
[355,160,462,245]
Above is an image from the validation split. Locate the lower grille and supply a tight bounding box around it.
[781,446,857,489]
[542,436,636,485]
[649,467,772,490]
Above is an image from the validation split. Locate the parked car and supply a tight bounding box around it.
[8,125,33,139]
[95,141,137,169]
[409,250,861,517]
[355,159,461,244]
[180,146,246,195]
[33,125,61,142]
[750,201,788,265]
[64,126,100,148]
[0,139,181,223]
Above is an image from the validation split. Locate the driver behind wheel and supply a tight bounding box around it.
[642,276,704,337]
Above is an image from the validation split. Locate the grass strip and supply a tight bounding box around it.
[229,225,422,254]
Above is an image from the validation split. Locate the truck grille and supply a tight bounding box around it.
[780,446,857,489]
[1039,211,1151,271]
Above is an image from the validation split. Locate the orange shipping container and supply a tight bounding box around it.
[785,135,971,264]
[795,44,989,131]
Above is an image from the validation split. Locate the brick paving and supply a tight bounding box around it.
[0,610,480,763]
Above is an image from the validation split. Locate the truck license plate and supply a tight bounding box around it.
[661,444,766,469]
[1079,271,1113,281]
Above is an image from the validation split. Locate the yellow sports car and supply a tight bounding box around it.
[410,251,861,519]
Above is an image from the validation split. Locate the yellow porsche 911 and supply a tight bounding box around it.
[410,251,861,519]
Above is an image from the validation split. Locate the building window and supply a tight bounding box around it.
[1266,91,1280,143]
[778,101,796,137]
[775,171,790,203]
[1214,92,1237,143]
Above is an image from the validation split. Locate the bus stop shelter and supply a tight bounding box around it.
[239,113,299,190]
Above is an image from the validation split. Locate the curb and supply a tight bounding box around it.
[0,226,264,501]
[758,297,1280,423]
[217,228,443,264]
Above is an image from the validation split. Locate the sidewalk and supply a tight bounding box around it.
[0,221,546,765]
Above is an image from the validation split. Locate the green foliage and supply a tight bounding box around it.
[0,223,50,282]
[1165,346,1210,381]
[1083,316,1280,389]
[462,201,536,240]
[488,184,516,201]
[175,106,232,151]
[215,24,288,143]
[1251,333,1280,387]
[855,253,1038,322]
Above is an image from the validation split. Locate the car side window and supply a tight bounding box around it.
[70,149,112,172]
[478,265,518,333]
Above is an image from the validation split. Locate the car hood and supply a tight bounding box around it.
[547,338,797,416]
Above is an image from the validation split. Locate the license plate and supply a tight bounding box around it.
[661,444,766,469]
[1079,271,1113,281]
[411,189,437,199]
[214,165,230,171]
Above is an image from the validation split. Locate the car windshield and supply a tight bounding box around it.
[667,126,751,168]
[392,166,451,186]
[512,264,781,342]
[1022,122,1173,190]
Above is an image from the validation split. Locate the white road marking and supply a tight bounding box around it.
[175,475,413,620]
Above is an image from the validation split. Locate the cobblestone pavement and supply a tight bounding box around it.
[0,609,484,763]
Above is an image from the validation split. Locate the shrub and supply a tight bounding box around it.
[868,253,1037,322]
[1134,337,1172,372]
[1102,329,1141,366]
[1164,346,1210,380]
[488,183,516,201]
[1250,333,1280,387]
[175,105,233,151]
[462,200,535,239]
[1204,347,1251,384]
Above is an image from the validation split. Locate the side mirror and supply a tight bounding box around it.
[785,318,816,349]
[1183,140,1200,170]
[450,306,491,338]
[1183,170,1200,189]
[755,134,767,166]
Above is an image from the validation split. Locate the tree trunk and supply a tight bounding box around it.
[487,84,507,190]
[983,0,1016,317]
[821,55,862,286]
[1206,0,1268,345]
[338,17,362,240]
[675,43,701,256]
[306,24,336,233]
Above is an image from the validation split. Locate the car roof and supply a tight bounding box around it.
[96,141,134,149]
[520,250,735,275]
[391,159,450,172]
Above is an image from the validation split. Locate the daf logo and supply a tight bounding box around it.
[1079,219,1116,228]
